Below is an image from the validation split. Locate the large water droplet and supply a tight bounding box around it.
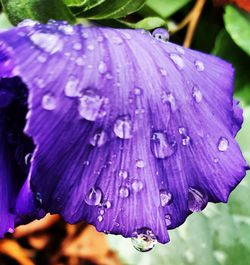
[136,159,145,168]
[194,60,205,71]
[131,228,157,252]
[192,85,203,103]
[42,94,57,110]
[217,137,229,152]
[151,132,177,159]
[90,131,107,147]
[65,75,80,97]
[113,115,133,139]
[78,89,108,121]
[160,190,173,207]
[170,54,184,70]
[132,180,143,192]
[118,169,129,179]
[85,188,102,206]
[30,32,63,54]
[188,187,207,212]
[119,186,130,198]
[152,28,169,43]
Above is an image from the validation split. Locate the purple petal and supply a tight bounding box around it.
[0,21,247,244]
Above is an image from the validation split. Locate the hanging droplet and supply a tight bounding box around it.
[113,115,133,139]
[119,186,130,198]
[90,131,107,147]
[65,75,80,97]
[192,85,203,103]
[217,137,229,152]
[98,61,108,74]
[188,187,207,212]
[85,188,102,206]
[132,180,143,192]
[30,32,63,54]
[151,132,177,159]
[160,190,173,207]
[78,89,108,121]
[194,60,205,71]
[131,228,158,252]
[170,54,184,70]
[42,93,57,110]
[136,159,145,168]
[165,214,171,226]
[118,169,129,179]
[152,28,169,43]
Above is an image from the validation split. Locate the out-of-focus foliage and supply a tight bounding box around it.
[224,5,250,56]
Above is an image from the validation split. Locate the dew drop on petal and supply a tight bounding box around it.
[75,56,85,66]
[103,200,111,209]
[73,42,82,50]
[160,190,173,207]
[112,36,123,45]
[58,24,74,35]
[78,89,108,121]
[182,136,191,146]
[218,137,229,152]
[35,192,43,205]
[98,61,108,74]
[30,33,63,54]
[194,60,205,71]
[192,85,203,103]
[42,94,57,110]
[37,54,47,63]
[7,227,14,234]
[131,228,158,252]
[119,186,130,198]
[170,53,184,70]
[188,187,207,212]
[65,75,80,97]
[90,131,107,147]
[87,44,95,51]
[113,115,133,139]
[118,169,129,179]
[85,188,102,206]
[165,214,171,226]
[151,132,177,159]
[161,92,176,111]
[175,46,185,55]
[18,19,38,27]
[97,215,103,222]
[132,180,143,192]
[152,28,169,43]
[134,87,142,96]
[136,159,145,168]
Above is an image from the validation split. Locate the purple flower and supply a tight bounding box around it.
[0,20,248,250]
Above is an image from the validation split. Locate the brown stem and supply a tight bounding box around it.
[183,0,206,48]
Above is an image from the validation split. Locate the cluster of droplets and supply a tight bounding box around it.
[179,127,191,146]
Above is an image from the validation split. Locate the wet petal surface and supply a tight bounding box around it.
[0,21,247,243]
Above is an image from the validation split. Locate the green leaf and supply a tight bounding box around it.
[0,12,12,28]
[1,0,75,25]
[109,106,250,264]
[64,0,86,7]
[133,17,166,30]
[224,5,250,56]
[213,30,250,105]
[77,0,146,20]
[141,0,191,18]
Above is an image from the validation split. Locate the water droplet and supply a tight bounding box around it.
[90,131,107,147]
[192,85,203,103]
[188,187,207,212]
[7,227,14,233]
[134,87,142,96]
[34,77,45,88]
[179,127,191,146]
[75,56,85,66]
[85,188,102,206]
[87,44,94,51]
[164,214,171,227]
[18,19,38,27]
[98,61,107,74]
[59,24,74,35]
[131,228,157,252]
[182,136,191,146]
[65,75,79,97]
[136,159,145,168]
[35,192,43,205]
[30,32,63,54]
[218,137,229,152]
[161,92,176,111]
[82,32,88,39]
[99,209,105,215]
[37,54,47,63]
[24,153,32,166]
[119,186,130,198]
[42,94,57,110]
[160,190,173,207]
[175,46,185,55]
[73,42,82,50]
[112,36,123,45]
[103,200,111,209]
[151,132,177,159]
[132,180,143,192]
[118,169,128,179]
[124,32,131,40]
[78,89,108,121]
[194,60,205,71]
[97,215,103,222]
[160,68,167,76]
[113,115,133,139]
[152,28,169,43]
[170,53,184,70]
[97,36,104,42]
